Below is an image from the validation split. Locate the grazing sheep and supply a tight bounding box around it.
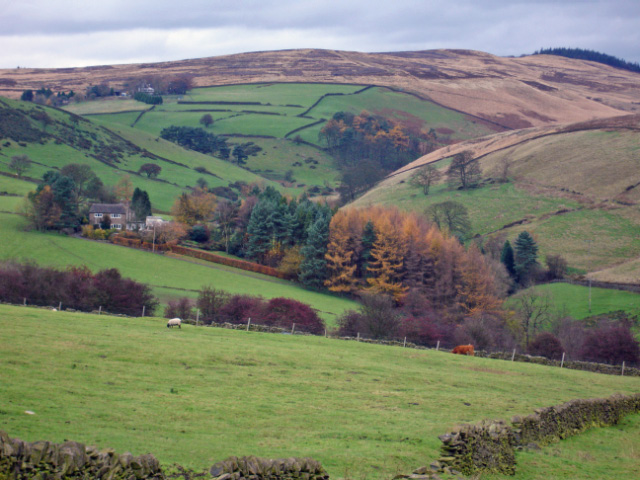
[167,318,182,329]
[452,344,475,356]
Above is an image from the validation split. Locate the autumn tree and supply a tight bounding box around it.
[366,215,407,298]
[9,155,31,177]
[447,150,482,189]
[171,189,217,226]
[214,200,238,253]
[199,114,214,128]
[24,185,61,231]
[114,175,134,203]
[138,163,162,178]
[457,245,503,316]
[324,211,359,293]
[409,164,441,195]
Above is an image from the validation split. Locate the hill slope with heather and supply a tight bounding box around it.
[2,49,640,129]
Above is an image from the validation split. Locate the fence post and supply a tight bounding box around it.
[98,306,102,315]
[357,332,360,341]
[23,298,26,306]
[511,349,516,361]
[291,323,295,334]
[403,337,407,348]
[58,301,62,311]
[622,361,625,376]
[141,305,145,317]
[324,328,327,338]
[196,309,200,326]
[561,352,565,368]
[436,340,440,351]
[247,318,251,332]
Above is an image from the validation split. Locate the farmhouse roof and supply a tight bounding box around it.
[89,203,126,214]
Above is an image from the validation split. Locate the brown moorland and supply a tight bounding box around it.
[2,49,640,129]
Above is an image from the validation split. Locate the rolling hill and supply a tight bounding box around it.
[354,115,640,277]
[2,49,640,130]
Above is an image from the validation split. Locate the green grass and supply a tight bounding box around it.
[1,304,638,480]
[297,87,496,145]
[354,179,580,237]
[522,283,640,320]
[64,99,148,115]
[0,213,356,321]
[485,413,640,480]
[185,83,364,107]
[0,175,35,195]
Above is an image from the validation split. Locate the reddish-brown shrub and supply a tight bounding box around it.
[453,314,516,352]
[218,295,266,325]
[336,310,364,337]
[398,315,443,347]
[579,323,640,366]
[528,332,564,360]
[262,297,325,334]
[165,297,195,320]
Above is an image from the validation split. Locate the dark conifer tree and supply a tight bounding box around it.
[245,200,275,263]
[514,231,539,284]
[299,212,330,289]
[358,220,376,277]
[500,240,517,280]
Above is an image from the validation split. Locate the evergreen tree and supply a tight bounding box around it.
[299,212,330,289]
[514,231,539,284]
[358,220,376,277]
[131,188,152,221]
[245,199,276,263]
[500,240,516,279]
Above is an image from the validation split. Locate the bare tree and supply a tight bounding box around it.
[9,155,31,177]
[447,150,482,189]
[215,200,239,253]
[409,164,442,195]
[513,288,555,348]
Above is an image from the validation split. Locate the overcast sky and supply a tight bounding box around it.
[1,0,639,69]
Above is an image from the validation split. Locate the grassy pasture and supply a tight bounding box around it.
[521,283,640,321]
[185,83,364,107]
[0,175,34,195]
[485,413,640,480]
[1,304,638,479]
[297,87,497,145]
[64,98,149,115]
[0,213,356,321]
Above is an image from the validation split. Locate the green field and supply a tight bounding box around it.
[0,212,356,321]
[1,305,638,479]
[525,283,640,321]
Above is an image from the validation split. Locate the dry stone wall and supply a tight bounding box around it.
[0,430,164,480]
[434,393,640,476]
[209,456,328,480]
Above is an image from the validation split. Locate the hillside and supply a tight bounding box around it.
[354,115,640,276]
[2,304,639,480]
[2,49,640,130]
[0,97,275,212]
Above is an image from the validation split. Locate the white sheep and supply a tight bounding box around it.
[167,318,182,329]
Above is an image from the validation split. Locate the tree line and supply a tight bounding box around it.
[533,47,640,73]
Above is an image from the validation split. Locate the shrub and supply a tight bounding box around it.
[196,286,230,324]
[528,332,564,360]
[336,310,364,337]
[398,315,443,346]
[218,295,266,325]
[165,297,195,320]
[357,293,400,340]
[453,314,517,352]
[0,262,157,316]
[189,224,210,243]
[262,297,324,334]
[579,322,640,366]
